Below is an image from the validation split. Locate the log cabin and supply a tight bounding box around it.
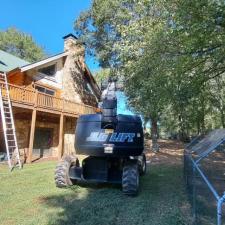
[0,34,101,163]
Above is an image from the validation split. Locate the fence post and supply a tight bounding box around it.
[192,164,196,223]
[184,153,187,185]
[217,192,225,225]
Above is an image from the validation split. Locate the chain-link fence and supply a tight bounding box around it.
[184,130,225,225]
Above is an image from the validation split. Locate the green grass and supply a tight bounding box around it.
[0,162,191,225]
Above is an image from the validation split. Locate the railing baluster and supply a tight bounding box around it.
[4,83,96,114]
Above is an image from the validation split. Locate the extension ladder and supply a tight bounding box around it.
[0,72,22,170]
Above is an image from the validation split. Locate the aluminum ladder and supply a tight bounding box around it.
[0,72,22,170]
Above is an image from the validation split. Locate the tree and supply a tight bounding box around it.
[75,0,170,150]
[0,28,45,62]
[94,68,110,87]
[208,75,225,128]
[75,0,225,146]
[158,0,225,137]
[124,58,168,151]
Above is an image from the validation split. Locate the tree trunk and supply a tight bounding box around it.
[197,120,200,135]
[151,118,159,152]
[200,106,205,134]
[220,109,225,128]
[143,118,148,134]
[178,114,188,142]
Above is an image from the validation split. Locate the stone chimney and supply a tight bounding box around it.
[62,33,85,103]
[63,33,85,65]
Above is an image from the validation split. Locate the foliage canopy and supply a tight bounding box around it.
[75,0,225,145]
[0,28,45,62]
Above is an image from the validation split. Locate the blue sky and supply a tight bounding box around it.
[0,0,99,71]
[0,0,133,115]
[117,92,134,115]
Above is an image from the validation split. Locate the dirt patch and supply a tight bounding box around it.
[145,139,184,166]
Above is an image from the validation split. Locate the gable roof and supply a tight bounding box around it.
[20,52,68,72]
[2,48,101,98]
[0,50,29,72]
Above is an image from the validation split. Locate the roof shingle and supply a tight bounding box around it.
[0,50,29,72]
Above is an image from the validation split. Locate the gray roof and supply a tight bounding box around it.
[0,50,29,72]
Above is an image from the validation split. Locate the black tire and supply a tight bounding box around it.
[55,155,77,188]
[122,161,139,196]
[138,153,147,176]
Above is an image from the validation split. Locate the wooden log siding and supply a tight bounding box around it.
[0,82,97,116]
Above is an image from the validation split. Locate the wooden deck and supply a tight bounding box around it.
[0,82,98,162]
[0,82,96,117]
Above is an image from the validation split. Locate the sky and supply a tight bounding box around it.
[0,0,133,115]
[0,0,99,71]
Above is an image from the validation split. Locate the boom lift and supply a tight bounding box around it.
[55,78,146,195]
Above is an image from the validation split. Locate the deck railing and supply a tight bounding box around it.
[0,82,97,116]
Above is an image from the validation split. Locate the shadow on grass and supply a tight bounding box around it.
[41,165,190,225]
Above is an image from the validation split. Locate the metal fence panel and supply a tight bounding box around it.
[184,129,225,225]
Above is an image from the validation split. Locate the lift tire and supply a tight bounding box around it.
[55,155,77,188]
[122,161,139,196]
[138,153,147,176]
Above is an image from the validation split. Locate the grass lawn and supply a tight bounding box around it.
[0,141,191,225]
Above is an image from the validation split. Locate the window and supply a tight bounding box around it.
[45,89,55,96]
[35,85,55,96]
[38,64,56,76]
[84,82,94,94]
[84,76,94,94]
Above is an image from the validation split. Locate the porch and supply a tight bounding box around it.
[0,82,96,116]
[0,82,97,163]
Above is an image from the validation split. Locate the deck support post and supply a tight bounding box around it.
[58,113,64,160]
[27,91,38,163]
[28,109,37,163]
